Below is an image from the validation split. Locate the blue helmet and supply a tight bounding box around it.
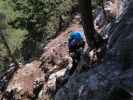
[69,31,84,41]
[68,31,84,50]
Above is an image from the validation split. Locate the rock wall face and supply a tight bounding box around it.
[55,0,133,100]
[94,0,127,36]
[107,0,133,67]
[104,0,127,18]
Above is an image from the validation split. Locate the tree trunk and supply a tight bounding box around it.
[78,0,102,49]
[78,0,96,49]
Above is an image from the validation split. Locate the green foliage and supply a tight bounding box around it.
[0,0,27,71]
[0,0,78,68]
[96,0,103,6]
[0,62,9,72]
[8,0,76,61]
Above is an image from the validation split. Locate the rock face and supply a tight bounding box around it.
[104,0,128,19]
[55,61,123,100]
[55,0,133,100]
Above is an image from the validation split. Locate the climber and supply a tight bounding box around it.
[68,31,85,75]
